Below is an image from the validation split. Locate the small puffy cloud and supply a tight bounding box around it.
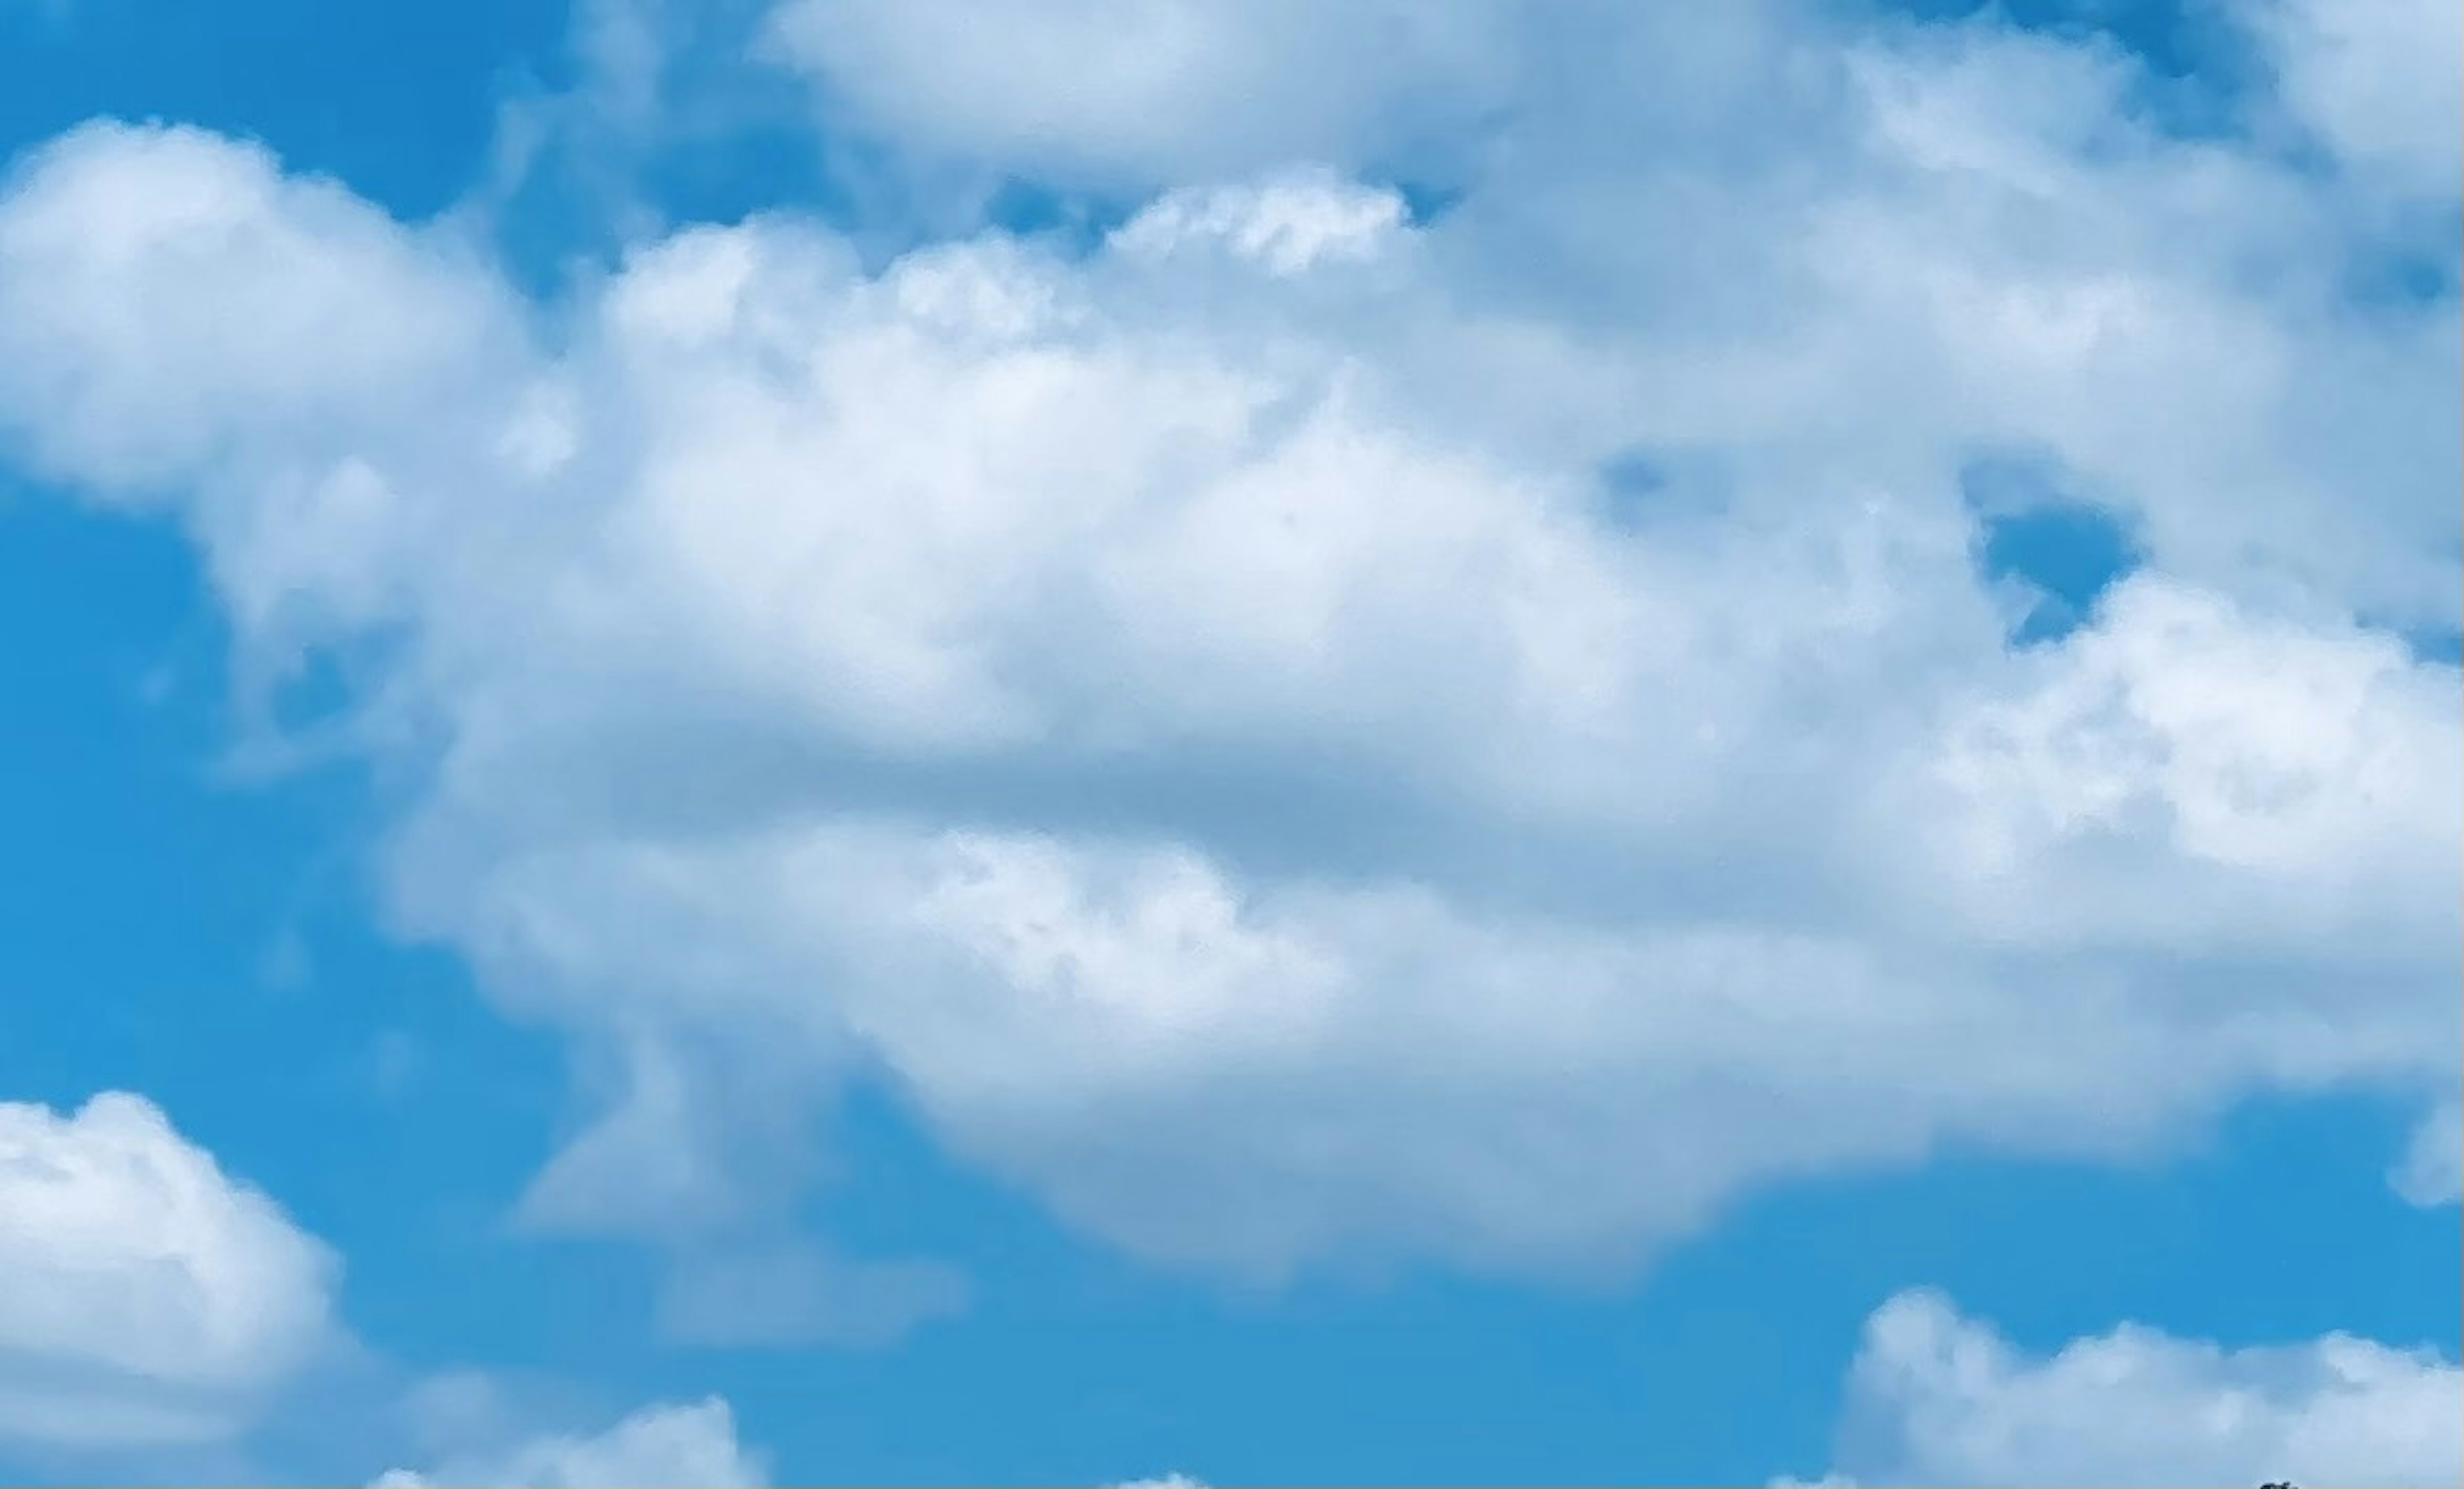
[1108,171,1408,275]
[1798,1289,2463,1486]
[0,120,514,501]
[2390,1100,2462,1207]
[373,1397,766,1488]
[0,1092,341,1448]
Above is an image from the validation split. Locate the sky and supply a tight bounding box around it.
[0,0,2457,1485]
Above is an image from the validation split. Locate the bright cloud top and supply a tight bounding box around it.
[0,1093,340,1447]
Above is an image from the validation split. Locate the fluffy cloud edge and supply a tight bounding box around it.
[0,1091,345,1451]
[1795,1289,2464,1487]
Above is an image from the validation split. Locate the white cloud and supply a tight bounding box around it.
[2390,1100,2462,1207]
[1796,1289,2463,1487]
[0,122,514,500]
[373,1397,766,1488]
[2240,0,2463,199]
[760,0,2464,249]
[0,0,2454,1296]
[760,0,1524,187]
[0,1093,341,1448]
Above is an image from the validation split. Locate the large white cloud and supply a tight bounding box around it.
[0,0,2454,1297]
[373,1398,766,1488]
[1797,1290,2463,1487]
[0,1093,341,1448]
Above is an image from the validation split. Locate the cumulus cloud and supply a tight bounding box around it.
[373,1397,766,1488]
[0,0,2454,1297]
[0,1093,341,1448]
[1795,1289,2463,1487]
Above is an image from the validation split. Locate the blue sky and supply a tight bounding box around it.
[0,1,2456,1485]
